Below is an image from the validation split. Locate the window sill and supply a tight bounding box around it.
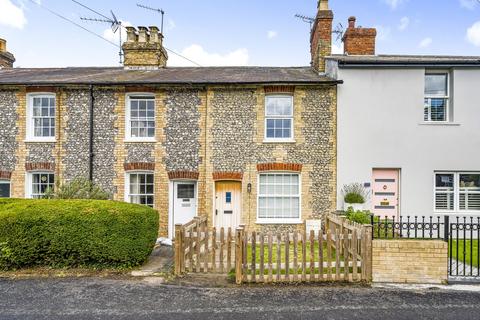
[24,138,56,143]
[419,122,460,126]
[124,139,157,143]
[256,219,303,225]
[263,139,296,144]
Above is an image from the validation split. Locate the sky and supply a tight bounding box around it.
[0,0,479,67]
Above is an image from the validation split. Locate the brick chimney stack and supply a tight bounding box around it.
[310,0,333,73]
[0,38,15,68]
[122,26,168,69]
[342,17,377,55]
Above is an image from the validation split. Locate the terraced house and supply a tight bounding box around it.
[0,1,340,238]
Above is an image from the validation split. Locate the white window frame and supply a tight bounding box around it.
[0,179,11,198]
[25,171,55,199]
[264,95,294,143]
[124,171,155,208]
[125,93,156,142]
[434,171,480,214]
[256,172,302,224]
[424,72,450,123]
[26,93,56,142]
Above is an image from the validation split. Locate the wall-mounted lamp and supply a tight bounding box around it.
[247,183,252,193]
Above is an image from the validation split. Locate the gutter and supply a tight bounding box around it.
[336,61,480,69]
[0,80,343,86]
[89,85,94,182]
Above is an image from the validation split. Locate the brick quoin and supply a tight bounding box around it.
[168,171,199,180]
[124,162,156,171]
[212,172,243,181]
[257,163,303,172]
[0,171,12,180]
[25,162,55,172]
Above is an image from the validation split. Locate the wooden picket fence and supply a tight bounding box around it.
[174,215,372,284]
[174,216,235,274]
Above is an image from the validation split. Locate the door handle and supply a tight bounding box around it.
[215,209,218,216]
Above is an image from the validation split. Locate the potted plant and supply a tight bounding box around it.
[341,183,368,212]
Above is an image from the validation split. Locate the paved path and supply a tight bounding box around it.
[1,278,480,319]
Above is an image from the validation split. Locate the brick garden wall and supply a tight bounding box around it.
[372,240,448,284]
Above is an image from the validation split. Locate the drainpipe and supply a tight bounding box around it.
[89,85,95,182]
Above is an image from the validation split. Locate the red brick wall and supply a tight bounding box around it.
[310,10,333,72]
[343,28,377,55]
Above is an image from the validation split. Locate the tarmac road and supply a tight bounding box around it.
[1,277,480,320]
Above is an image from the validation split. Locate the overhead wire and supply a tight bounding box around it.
[28,0,203,67]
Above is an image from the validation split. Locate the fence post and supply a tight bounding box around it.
[174,224,183,276]
[444,215,450,243]
[363,224,373,282]
[235,227,244,284]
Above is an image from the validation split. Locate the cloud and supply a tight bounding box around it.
[419,37,433,48]
[0,0,27,29]
[267,30,278,39]
[103,21,132,44]
[467,21,480,46]
[332,43,343,54]
[398,17,410,31]
[166,19,175,31]
[382,0,408,10]
[375,25,392,41]
[168,44,249,67]
[460,0,478,10]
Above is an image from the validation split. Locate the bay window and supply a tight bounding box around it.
[258,173,300,223]
[435,172,480,212]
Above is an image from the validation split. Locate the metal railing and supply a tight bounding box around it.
[370,215,448,240]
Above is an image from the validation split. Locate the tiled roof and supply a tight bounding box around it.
[0,66,338,85]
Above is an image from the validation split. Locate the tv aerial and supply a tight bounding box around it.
[137,3,165,34]
[294,14,315,30]
[72,0,124,64]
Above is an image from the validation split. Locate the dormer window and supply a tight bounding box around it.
[424,73,449,122]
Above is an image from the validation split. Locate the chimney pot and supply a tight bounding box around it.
[149,26,159,43]
[318,0,329,10]
[126,27,137,42]
[348,16,356,28]
[342,17,377,56]
[122,25,168,69]
[0,38,15,68]
[138,26,149,43]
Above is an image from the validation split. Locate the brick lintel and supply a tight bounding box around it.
[124,162,155,171]
[168,171,199,180]
[257,163,303,172]
[25,162,55,172]
[212,172,243,181]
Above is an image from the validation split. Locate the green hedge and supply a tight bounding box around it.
[0,199,159,270]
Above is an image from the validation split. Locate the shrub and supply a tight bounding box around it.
[341,183,368,204]
[44,178,111,200]
[0,199,158,270]
[345,208,372,225]
[344,192,365,204]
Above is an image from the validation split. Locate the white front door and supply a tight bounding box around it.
[214,181,241,230]
[170,181,197,238]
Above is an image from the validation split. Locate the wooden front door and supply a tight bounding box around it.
[372,169,400,218]
[214,181,241,230]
